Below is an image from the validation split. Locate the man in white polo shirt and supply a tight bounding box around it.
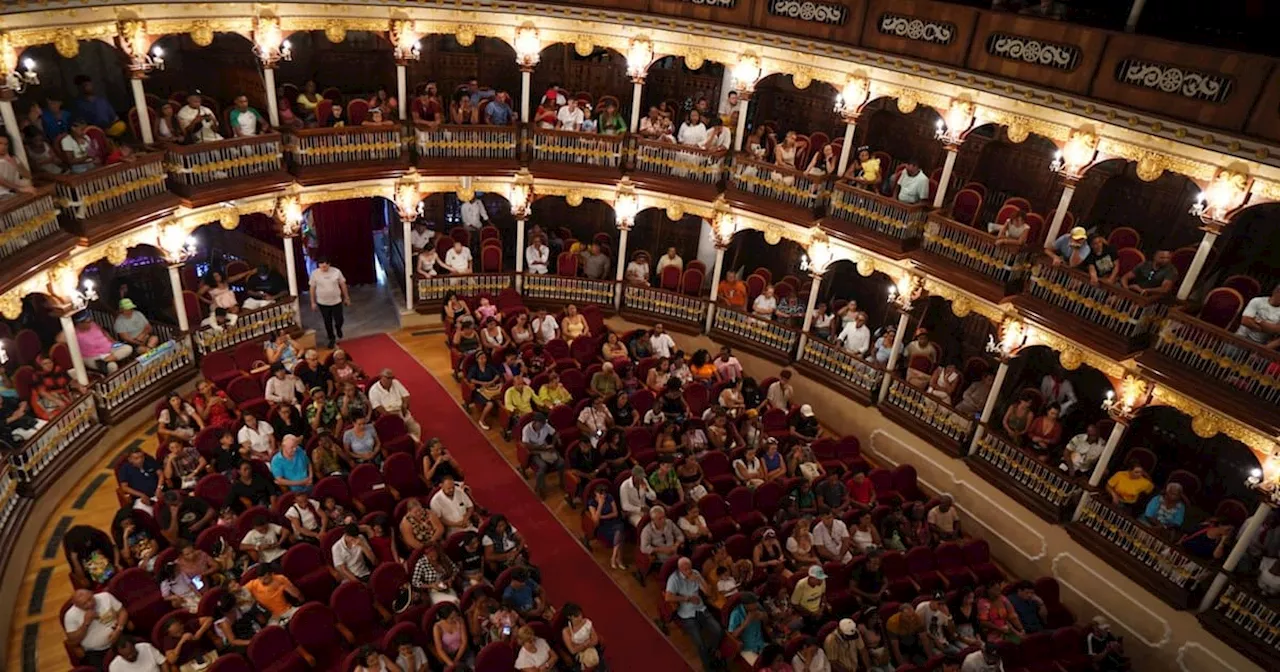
[430,476,477,533]
[107,637,165,672]
[64,589,128,668]
[309,257,350,349]
[368,368,421,440]
[331,523,375,582]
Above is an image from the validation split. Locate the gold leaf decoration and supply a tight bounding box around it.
[189,20,214,47]
[791,70,812,90]
[857,258,875,277]
[684,50,705,71]
[455,24,476,47]
[665,204,684,221]
[896,90,919,115]
[103,241,127,266]
[218,209,238,230]
[950,296,972,317]
[574,37,594,57]
[1134,152,1166,183]
[0,292,20,320]
[1005,121,1030,144]
[456,184,475,203]
[565,190,584,207]
[1191,413,1220,439]
[763,225,782,246]
[1058,346,1083,371]
[54,30,79,58]
[323,21,346,44]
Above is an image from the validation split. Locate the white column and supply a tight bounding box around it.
[796,274,823,356]
[717,66,736,113]
[733,94,750,152]
[614,227,629,309]
[878,310,911,402]
[1199,502,1274,611]
[1176,228,1219,301]
[629,80,643,134]
[520,69,532,123]
[931,146,959,209]
[836,120,856,177]
[130,78,154,145]
[515,217,527,292]
[396,64,408,121]
[968,359,1010,452]
[263,67,281,127]
[1044,181,1077,247]
[0,98,28,168]
[59,315,89,386]
[1088,420,1128,487]
[1125,0,1147,32]
[283,235,301,326]
[167,265,189,332]
[403,217,414,313]
[705,245,725,333]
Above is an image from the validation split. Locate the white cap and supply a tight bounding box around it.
[800,404,815,417]
[838,618,856,636]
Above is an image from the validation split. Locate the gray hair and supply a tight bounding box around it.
[650,505,666,517]
[1165,482,1183,495]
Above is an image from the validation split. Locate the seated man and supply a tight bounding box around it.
[886,602,931,666]
[1120,249,1179,298]
[109,637,165,672]
[112,299,160,353]
[117,446,163,514]
[177,93,223,143]
[790,565,827,624]
[430,476,478,533]
[68,311,133,373]
[331,523,375,582]
[955,372,994,417]
[156,489,214,545]
[1007,581,1047,634]
[719,271,747,310]
[1045,226,1091,268]
[520,412,564,499]
[243,264,289,310]
[228,95,270,137]
[1236,284,1280,350]
[240,514,290,564]
[501,567,550,620]
[63,589,128,668]
[368,368,422,440]
[894,160,929,205]
[639,505,685,564]
[927,496,961,541]
[264,364,305,408]
[588,362,622,399]
[244,562,303,624]
[1060,424,1105,476]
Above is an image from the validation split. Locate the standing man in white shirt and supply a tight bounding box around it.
[176,93,224,143]
[649,323,676,359]
[837,311,871,356]
[64,589,128,668]
[368,368,422,440]
[309,257,350,349]
[331,523,375,582]
[894,159,930,205]
[526,234,550,274]
[409,221,435,252]
[460,197,490,230]
[557,98,585,131]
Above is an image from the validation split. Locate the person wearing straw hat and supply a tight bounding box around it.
[113,298,160,353]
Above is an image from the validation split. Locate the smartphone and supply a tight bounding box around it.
[191,575,205,591]
[501,625,513,637]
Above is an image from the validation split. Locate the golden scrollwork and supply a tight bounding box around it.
[0,291,21,321]
[1027,329,1125,378]
[1095,140,1216,183]
[1057,346,1084,371]
[146,18,251,46]
[791,68,812,91]
[455,24,476,47]
[297,185,394,207]
[190,20,215,47]
[1151,385,1273,454]
[683,50,705,71]
[1250,178,1280,205]
[665,204,685,221]
[574,36,595,57]
[565,189,584,207]
[103,241,128,266]
[896,89,919,115]
[456,183,476,203]
[324,21,347,44]
[922,278,1002,323]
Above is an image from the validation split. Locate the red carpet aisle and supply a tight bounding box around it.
[342,334,692,672]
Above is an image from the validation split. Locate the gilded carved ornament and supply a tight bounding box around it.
[1094,139,1216,183]
[456,183,476,203]
[145,19,251,46]
[454,24,477,47]
[1152,386,1273,454]
[922,278,1003,323]
[665,204,685,222]
[1026,329,1126,378]
[535,183,613,205]
[297,185,393,207]
[857,258,876,277]
[976,109,1070,144]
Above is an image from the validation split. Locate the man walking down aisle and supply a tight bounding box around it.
[310,257,351,349]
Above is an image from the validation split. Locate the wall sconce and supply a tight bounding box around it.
[510,169,534,220]
[1190,169,1251,224]
[1101,375,1152,421]
[732,52,761,95]
[0,342,8,366]
[390,20,421,62]
[1247,447,1280,506]
[393,181,423,222]
[833,75,869,120]
[514,23,541,70]
[118,21,164,74]
[1,34,37,93]
[626,36,654,83]
[275,195,303,237]
[934,100,974,145]
[614,178,639,229]
[802,235,833,276]
[710,197,737,245]
[1049,130,1098,177]
[55,279,98,313]
[887,273,922,309]
[253,17,292,67]
[158,225,198,262]
[987,317,1031,359]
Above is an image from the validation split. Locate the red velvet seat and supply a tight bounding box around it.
[1033,576,1076,628]
[208,653,254,672]
[288,603,354,668]
[1116,248,1145,277]
[475,641,517,672]
[962,539,1004,584]
[700,451,737,496]
[1107,226,1140,250]
[905,545,945,592]
[1222,274,1261,298]
[281,542,338,602]
[382,452,427,499]
[194,473,231,508]
[696,493,740,540]
[1197,287,1244,329]
[106,568,169,636]
[349,463,396,514]
[248,626,311,672]
[681,267,705,296]
[725,486,767,534]
[330,581,387,645]
[201,350,242,389]
[683,382,710,418]
[950,188,983,227]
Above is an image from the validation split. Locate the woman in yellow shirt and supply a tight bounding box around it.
[1106,463,1154,506]
[536,371,573,409]
[561,304,589,343]
[844,146,881,190]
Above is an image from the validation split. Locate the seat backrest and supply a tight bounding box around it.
[1116,247,1145,277]
[1222,274,1262,299]
[950,188,983,227]
[1107,226,1141,251]
[1171,246,1197,278]
[1197,287,1244,329]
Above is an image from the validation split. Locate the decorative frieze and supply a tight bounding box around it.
[1115,59,1233,103]
[769,0,850,26]
[986,33,1081,71]
[677,0,736,6]
[877,12,956,45]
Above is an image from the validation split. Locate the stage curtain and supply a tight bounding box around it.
[307,198,379,285]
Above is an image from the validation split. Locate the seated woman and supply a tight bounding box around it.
[761,438,787,482]
[785,522,818,571]
[270,402,310,443]
[263,330,301,372]
[451,317,482,357]
[466,350,504,430]
[481,515,526,574]
[625,253,650,286]
[163,439,208,491]
[848,471,876,512]
[977,581,1026,644]
[198,271,242,331]
[734,444,768,489]
[535,371,572,410]
[158,560,202,612]
[560,603,603,670]
[926,363,962,403]
[478,317,507,352]
[658,378,688,423]
[718,378,746,417]
[418,245,445,278]
[754,528,790,579]
[399,498,444,551]
[1002,395,1035,444]
[646,358,672,394]
[329,349,365,387]
[342,414,382,465]
[610,392,638,428]
[509,313,534,346]
[788,443,825,481]
[422,438,466,486]
[1025,403,1063,456]
[191,379,239,430]
[601,332,629,363]
[1181,518,1234,561]
[689,349,718,385]
[474,297,502,324]
[336,380,371,424]
[442,292,472,328]
[561,304,590,343]
[158,392,204,444]
[706,413,737,453]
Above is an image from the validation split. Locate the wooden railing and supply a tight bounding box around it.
[632,139,727,186]
[415,273,516,305]
[165,133,285,189]
[415,124,519,161]
[1027,259,1168,344]
[0,461,17,536]
[795,336,886,402]
[285,125,405,167]
[531,128,624,169]
[827,181,929,243]
[1074,494,1212,598]
[711,308,801,359]
[523,274,615,306]
[882,376,975,450]
[0,186,60,259]
[8,393,99,486]
[1153,311,1280,408]
[91,336,195,418]
[728,153,828,211]
[970,427,1084,521]
[192,297,295,356]
[922,212,1032,289]
[1209,581,1280,654]
[621,284,707,327]
[51,153,168,221]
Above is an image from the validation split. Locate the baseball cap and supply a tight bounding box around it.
[838,618,857,636]
[119,298,136,310]
[808,565,827,580]
[1070,226,1088,241]
[800,404,815,417]
[1091,616,1110,631]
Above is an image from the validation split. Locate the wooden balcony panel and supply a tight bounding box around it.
[710,307,801,367]
[915,212,1030,303]
[0,186,79,288]
[1138,310,1280,435]
[1198,581,1280,670]
[9,393,106,499]
[415,273,517,313]
[619,284,708,335]
[861,0,980,67]
[966,426,1084,524]
[414,123,521,177]
[48,153,182,242]
[630,139,726,203]
[792,335,885,406]
[822,181,927,259]
[0,229,78,292]
[965,9,1109,95]
[529,128,625,183]
[726,153,828,224]
[165,134,290,204]
[285,125,411,185]
[879,375,974,458]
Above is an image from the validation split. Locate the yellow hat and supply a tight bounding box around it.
[1069,226,1087,241]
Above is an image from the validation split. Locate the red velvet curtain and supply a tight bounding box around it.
[307,199,379,286]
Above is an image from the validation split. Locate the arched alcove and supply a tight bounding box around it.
[748,74,844,142]
[911,295,998,374]
[76,244,173,324]
[855,98,945,175]
[13,40,133,122]
[816,259,897,335]
[531,44,632,115]
[724,229,806,289]
[1072,159,1204,252]
[643,56,726,121]
[955,126,1066,225]
[996,344,1117,442]
[408,36,519,104]
[141,33,263,111]
[528,196,619,256]
[627,208,704,269]
[1203,202,1280,293]
[275,30,396,101]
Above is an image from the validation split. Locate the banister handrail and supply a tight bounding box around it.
[634,136,728,159]
[730,151,817,183]
[191,296,296,355]
[48,154,169,221]
[621,283,709,325]
[1160,307,1280,363]
[970,422,1086,512]
[0,185,59,258]
[530,127,627,145]
[1030,254,1163,307]
[163,131,286,155]
[46,151,166,187]
[7,392,99,485]
[1075,490,1213,591]
[288,123,403,138]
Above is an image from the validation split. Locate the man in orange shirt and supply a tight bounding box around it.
[243,563,303,624]
[719,271,747,310]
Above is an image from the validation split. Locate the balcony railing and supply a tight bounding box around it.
[165,133,285,189]
[415,273,516,305]
[8,393,99,486]
[882,376,975,452]
[827,181,929,244]
[1209,582,1280,655]
[91,336,195,418]
[728,154,828,211]
[1074,494,1212,599]
[970,428,1083,521]
[192,297,296,356]
[415,124,519,161]
[523,274,615,306]
[922,212,1032,290]
[51,153,168,222]
[531,128,624,170]
[0,461,17,535]
[1153,311,1280,408]
[1026,260,1168,345]
[796,336,886,402]
[711,308,801,359]
[621,284,707,328]
[632,139,726,186]
[0,186,60,259]
[286,125,404,168]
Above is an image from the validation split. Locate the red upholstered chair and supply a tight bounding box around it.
[659,264,681,291]
[961,538,1004,584]
[726,486,767,533]
[1222,274,1262,298]
[697,493,740,540]
[1116,248,1145,277]
[315,99,334,126]
[247,626,310,672]
[891,464,926,503]
[1046,208,1074,236]
[556,251,579,277]
[1197,287,1244,329]
[200,351,241,389]
[369,561,409,613]
[347,99,369,125]
[681,267,705,296]
[1001,196,1031,213]
[1124,447,1157,473]
[194,473,231,508]
[745,274,766,305]
[288,603,354,666]
[183,291,203,327]
[1024,213,1046,247]
[481,244,502,272]
[762,408,790,440]
[960,181,986,199]
[687,259,707,274]
[950,188,983,227]
[774,282,793,299]
[330,581,388,644]
[1051,626,1093,672]
[50,342,73,373]
[905,546,945,592]
[208,653,254,672]
[1167,469,1202,500]
[106,568,169,635]
[934,541,976,589]
[195,524,236,557]
[683,383,710,418]
[1216,499,1250,527]
[225,374,263,405]
[475,641,517,672]
[313,476,354,510]
[14,329,41,364]
[1171,246,1197,279]
[1033,577,1076,628]
[1107,226,1141,250]
[349,463,396,514]
[382,452,427,499]
[280,542,338,601]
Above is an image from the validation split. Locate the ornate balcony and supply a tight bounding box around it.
[88,319,195,422]
[968,427,1084,522]
[631,139,726,199]
[919,212,1032,301]
[793,336,886,406]
[415,273,516,309]
[710,308,801,363]
[620,284,707,331]
[50,154,177,238]
[0,186,67,265]
[414,124,520,174]
[824,181,929,255]
[530,128,624,179]
[8,393,102,496]
[727,153,829,219]
[164,134,290,204]
[1021,258,1169,358]
[523,274,616,307]
[284,125,409,182]
[1201,581,1280,665]
[192,297,297,356]
[880,375,976,457]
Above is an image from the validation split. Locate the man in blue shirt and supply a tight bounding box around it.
[727,592,765,665]
[269,434,312,493]
[500,567,547,619]
[1007,581,1047,634]
[1045,226,1091,268]
[117,447,162,512]
[72,75,123,137]
[664,556,724,671]
[484,93,515,125]
[40,95,73,141]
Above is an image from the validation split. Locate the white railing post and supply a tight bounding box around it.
[878,311,911,402]
[1125,0,1147,32]
[1176,225,1220,301]
[969,358,1010,452]
[932,144,959,209]
[797,272,822,355]
[705,245,726,333]
[396,63,408,121]
[515,218,526,292]
[1088,419,1128,487]
[402,216,414,313]
[836,118,857,177]
[614,226,629,309]
[263,66,281,128]
[130,78,154,145]
[59,314,90,386]
[733,93,750,152]
[283,234,301,326]
[1198,502,1274,611]
[168,263,189,332]
[1044,178,1078,247]
[629,79,643,134]
[520,68,532,122]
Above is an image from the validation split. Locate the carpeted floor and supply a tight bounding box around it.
[341,334,691,672]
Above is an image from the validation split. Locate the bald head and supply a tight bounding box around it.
[72,589,95,609]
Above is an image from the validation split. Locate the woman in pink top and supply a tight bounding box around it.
[69,313,134,373]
